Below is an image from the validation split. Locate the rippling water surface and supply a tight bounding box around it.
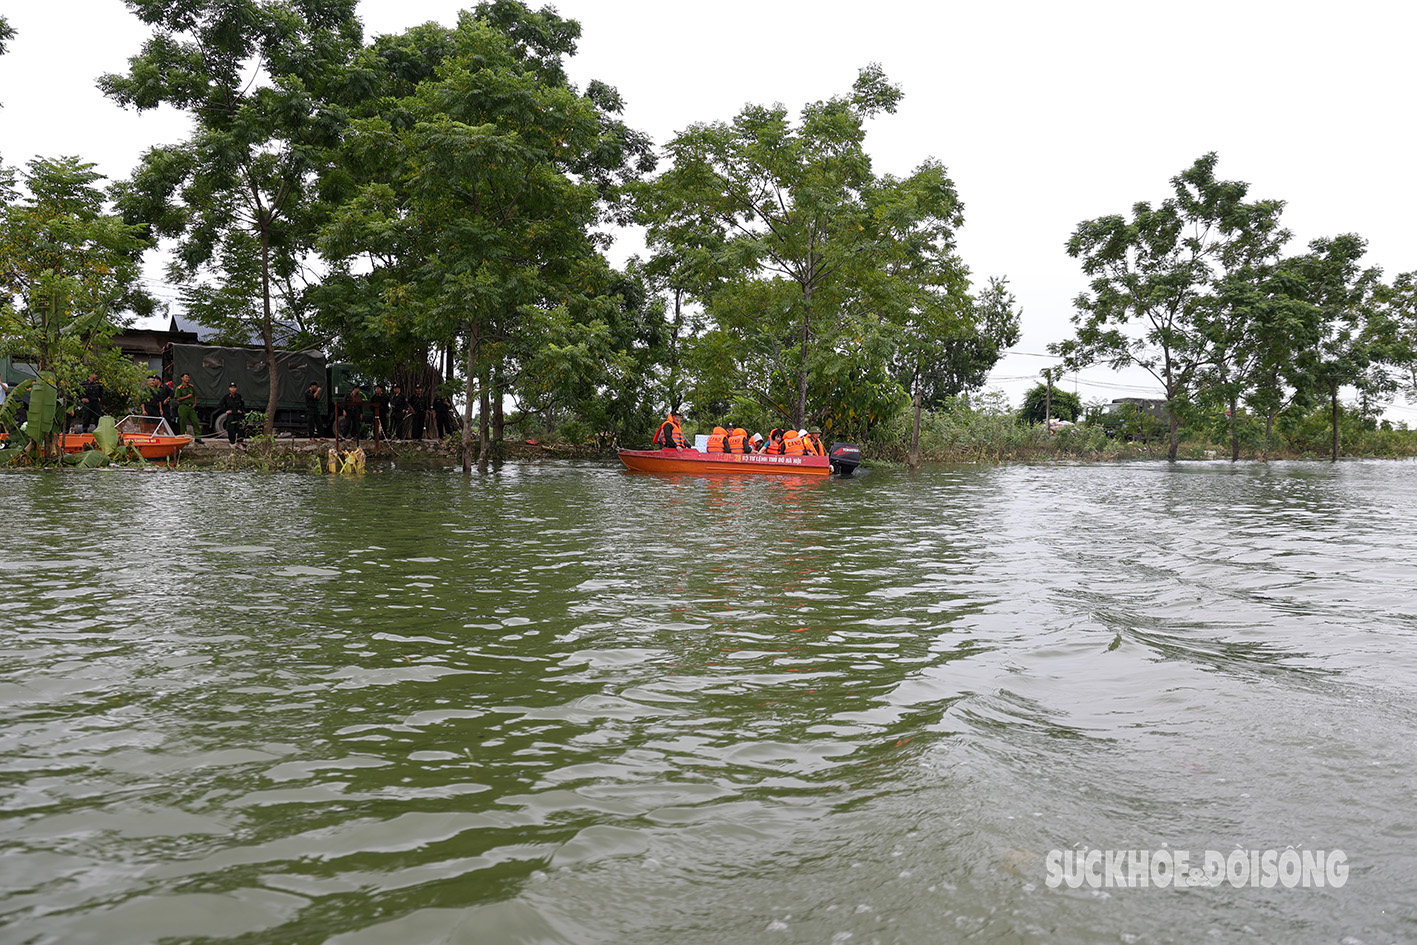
[2,459,1415,944]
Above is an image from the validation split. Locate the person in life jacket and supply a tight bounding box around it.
[802,431,825,456]
[705,426,729,453]
[764,429,785,454]
[652,411,688,449]
[749,432,764,453]
[726,427,750,453]
[781,428,805,456]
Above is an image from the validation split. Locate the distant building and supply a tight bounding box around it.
[1103,397,1168,418]
[112,316,202,373]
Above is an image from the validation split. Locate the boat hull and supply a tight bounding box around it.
[618,448,831,477]
[59,433,192,461]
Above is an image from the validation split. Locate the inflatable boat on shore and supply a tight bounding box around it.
[60,416,192,462]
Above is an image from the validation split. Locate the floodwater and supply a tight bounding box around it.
[1,459,1415,944]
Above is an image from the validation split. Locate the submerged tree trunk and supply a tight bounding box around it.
[1330,383,1340,463]
[492,362,504,446]
[460,324,478,474]
[908,366,922,468]
[1167,411,1181,462]
[259,224,278,436]
[478,373,490,470]
[1230,393,1240,462]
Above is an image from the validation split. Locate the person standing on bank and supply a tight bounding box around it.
[409,386,428,440]
[79,371,105,433]
[174,373,202,442]
[389,385,407,440]
[342,384,366,438]
[370,384,389,439]
[216,382,246,445]
[304,381,323,439]
[432,390,453,439]
[142,376,168,420]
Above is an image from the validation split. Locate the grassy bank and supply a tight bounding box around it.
[858,403,1417,464]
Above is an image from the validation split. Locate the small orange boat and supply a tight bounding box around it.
[619,447,861,477]
[60,416,193,462]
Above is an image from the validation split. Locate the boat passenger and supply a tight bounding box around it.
[705,426,729,453]
[749,432,764,452]
[802,431,825,456]
[652,411,688,449]
[781,428,805,456]
[727,427,750,453]
[764,429,785,454]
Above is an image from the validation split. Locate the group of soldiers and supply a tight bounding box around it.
[28,370,462,446]
[307,381,455,441]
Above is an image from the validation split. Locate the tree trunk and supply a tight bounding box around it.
[1262,410,1277,463]
[793,285,811,430]
[478,372,490,471]
[492,363,504,446]
[1230,394,1240,462]
[1167,411,1180,462]
[908,365,922,468]
[460,324,478,473]
[1330,383,1340,463]
[259,224,278,436]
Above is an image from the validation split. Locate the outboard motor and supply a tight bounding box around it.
[828,442,861,476]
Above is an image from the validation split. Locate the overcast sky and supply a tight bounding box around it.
[4,0,1415,417]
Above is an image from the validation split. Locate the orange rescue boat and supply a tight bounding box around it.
[619,445,862,477]
[60,415,193,462]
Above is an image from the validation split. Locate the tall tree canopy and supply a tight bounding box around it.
[1286,234,1386,461]
[1055,153,1287,461]
[314,1,654,468]
[102,0,364,433]
[638,66,1011,437]
[0,156,150,376]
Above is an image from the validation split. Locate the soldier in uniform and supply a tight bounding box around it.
[432,390,453,439]
[304,381,324,439]
[388,385,407,440]
[409,386,428,440]
[370,384,390,439]
[216,382,246,445]
[79,372,105,433]
[174,373,202,442]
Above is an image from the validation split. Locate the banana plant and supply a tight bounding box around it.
[63,415,145,467]
[0,375,64,464]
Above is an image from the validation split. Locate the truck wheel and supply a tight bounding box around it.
[212,414,227,437]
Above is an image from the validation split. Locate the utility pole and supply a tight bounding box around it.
[1042,366,1058,430]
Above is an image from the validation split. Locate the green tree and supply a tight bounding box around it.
[0,157,150,375]
[1056,153,1285,461]
[102,0,363,434]
[1019,380,1082,425]
[0,157,151,454]
[638,65,908,430]
[1378,271,1417,400]
[1286,234,1386,461]
[314,2,653,470]
[895,275,1020,464]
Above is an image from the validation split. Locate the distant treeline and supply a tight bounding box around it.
[1,6,1412,470]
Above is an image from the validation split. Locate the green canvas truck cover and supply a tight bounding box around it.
[166,344,327,410]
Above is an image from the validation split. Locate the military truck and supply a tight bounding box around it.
[162,343,370,436]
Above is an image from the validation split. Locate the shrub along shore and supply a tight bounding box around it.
[171,408,1417,472]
